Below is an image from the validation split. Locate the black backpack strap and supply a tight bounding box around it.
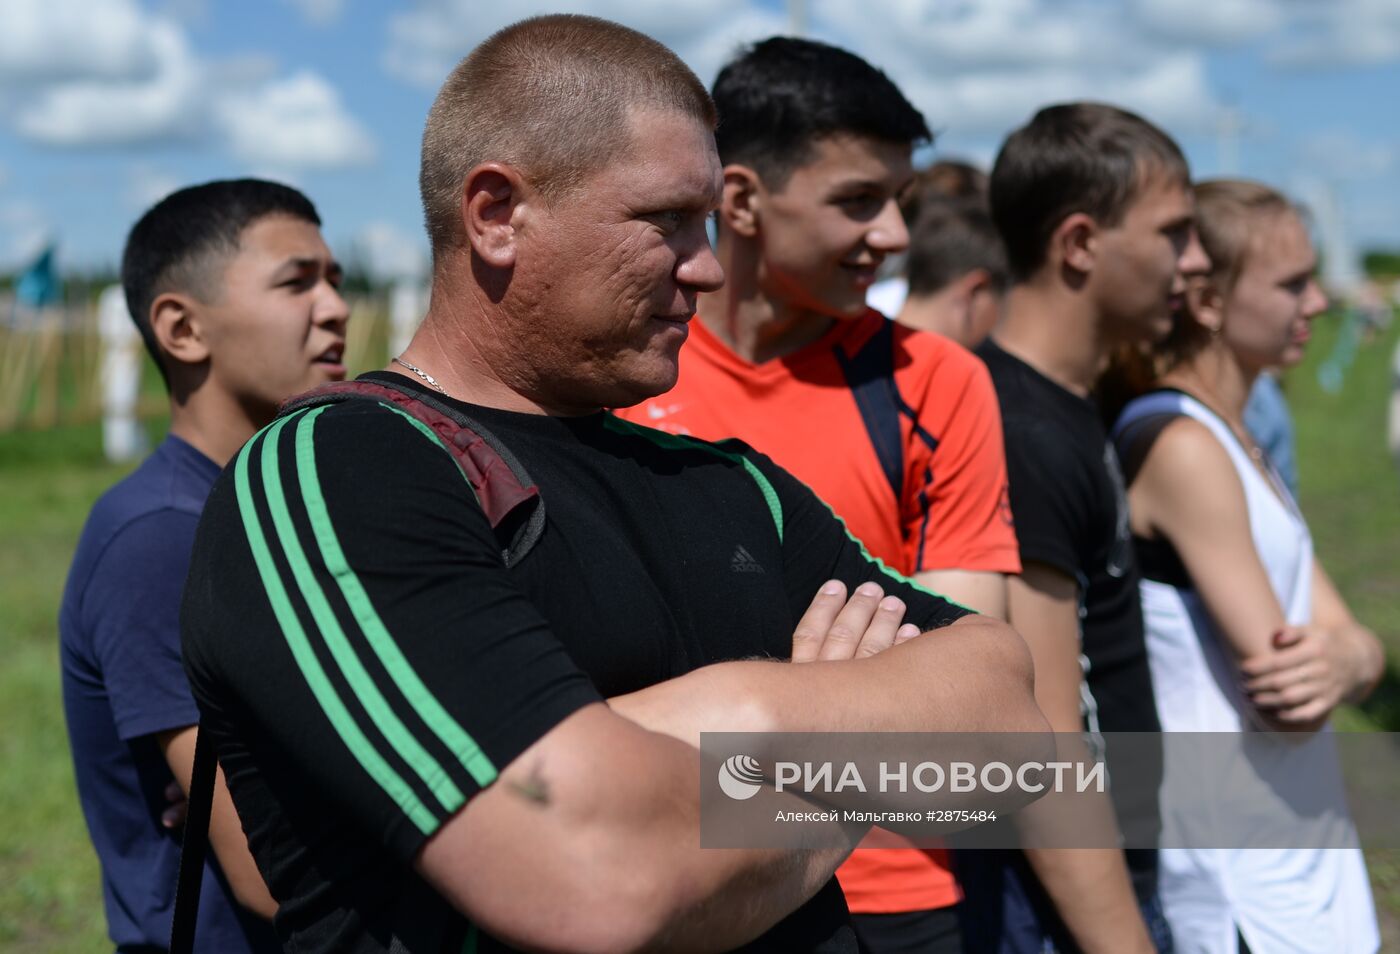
[1113,411,1183,488]
[832,319,904,502]
[170,726,218,954]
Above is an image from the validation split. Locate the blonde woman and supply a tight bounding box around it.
[1111,180,1383,954]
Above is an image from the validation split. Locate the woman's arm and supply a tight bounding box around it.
[1240,562,1385,725]
[1128,417,1287,663]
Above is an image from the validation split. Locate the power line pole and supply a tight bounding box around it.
[789,0,807,36]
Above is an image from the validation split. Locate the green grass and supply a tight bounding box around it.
[0,420,154,951]
[1291,312,1400,731]
[1,314,1397,949]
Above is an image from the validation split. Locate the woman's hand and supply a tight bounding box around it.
[1240,625,1372,731]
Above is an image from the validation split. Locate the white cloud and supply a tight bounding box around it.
[4,0,373,172]
[382,0,767,89]
[216,70,376,170]
[674,7,791,86]
[160,0,212,26]
[377,0,1222,142]
[1271,0,1400,67]
[896,53,1216,139]
[816,0,1146,76]
[281,0,345,27]
[14,21,204,146]
[1131,0,1281,45]
[808,0,1218,137]
[353,221,428,283]
[378,0,1400,86]
[0,0,159,83]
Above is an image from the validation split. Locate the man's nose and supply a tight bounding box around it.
[1177,227,1211,278]
[866,198,910,255]
[316,279,351,327]
[1302,278,1328,320]
[678,231,725,294]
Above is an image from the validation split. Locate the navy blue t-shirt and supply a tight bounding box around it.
[60,434,278,953]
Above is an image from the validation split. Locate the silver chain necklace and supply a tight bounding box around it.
[392,356,446,394]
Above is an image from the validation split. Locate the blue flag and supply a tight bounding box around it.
[15,243,60,309]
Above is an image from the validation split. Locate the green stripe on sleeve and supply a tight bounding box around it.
[373,402,480,506]
[813,495,975,616]
[233,418,439,834]
[295,406,498,789]
[260,409,467,813]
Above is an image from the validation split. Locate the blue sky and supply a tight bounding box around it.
[3,0,1399,279]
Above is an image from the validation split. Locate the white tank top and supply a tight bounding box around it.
[1118,390,1312,730]
[1114,390,1377,954]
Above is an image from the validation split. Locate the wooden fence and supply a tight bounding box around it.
[1,297,392,433]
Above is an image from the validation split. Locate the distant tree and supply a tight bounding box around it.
[1362,249,1400,279]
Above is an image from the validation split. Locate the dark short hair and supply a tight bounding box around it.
[989,102,1189,281]
[906,197,1009,298]
[121,178,321,387]
[712,36,930,187]
[420,15,715,255]
[899,159,989,222]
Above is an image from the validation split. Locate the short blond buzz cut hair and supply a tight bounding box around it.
[419,14,717,254]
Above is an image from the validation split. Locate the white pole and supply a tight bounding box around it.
[789,0,806,36]
[97,283,147,463]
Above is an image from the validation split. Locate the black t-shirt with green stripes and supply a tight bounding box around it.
[181,371,970,953]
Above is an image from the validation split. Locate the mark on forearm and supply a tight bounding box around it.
[507,761,551,806]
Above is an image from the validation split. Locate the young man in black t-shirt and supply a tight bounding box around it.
[180,16,1049,954]
[964,103,1210,953]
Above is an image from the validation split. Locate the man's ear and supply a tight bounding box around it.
[718,165,762,239]
[1193,281,1227,335]
[462,163,527,268]
[1051,212,1097,276]
[955,268,994,301]
[149,293,210,367]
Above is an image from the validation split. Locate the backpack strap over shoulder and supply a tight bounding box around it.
[172,377,540,953]
[279,377,546,568]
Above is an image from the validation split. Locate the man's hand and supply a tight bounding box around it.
[1242,625,1368,731]
[790,580,921,663]
[612,581,920,741]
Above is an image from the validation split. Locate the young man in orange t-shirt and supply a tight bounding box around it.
[613,37,1019,953]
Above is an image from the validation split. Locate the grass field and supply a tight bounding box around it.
[1,312,1397,950]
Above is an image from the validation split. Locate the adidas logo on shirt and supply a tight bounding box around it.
[731,545,764,574]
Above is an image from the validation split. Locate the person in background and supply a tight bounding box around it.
[616,36,1020,954]
[965,102,1213,953]
[1242,371,1298,497]
[1389,334,1400,475]
[60,178,350,952]
[907,159,990,208]
[1111,179,1381,954]
[867,159,989,319]
[1170,226,1301,496]
[892,196,1010,347]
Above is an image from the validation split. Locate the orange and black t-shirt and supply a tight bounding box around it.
[619,311,1019,579]
[615,310,1020,913]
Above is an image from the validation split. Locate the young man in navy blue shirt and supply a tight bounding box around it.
[59,179,349,952]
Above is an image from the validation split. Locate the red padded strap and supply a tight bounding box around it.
[281,381,539,530]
